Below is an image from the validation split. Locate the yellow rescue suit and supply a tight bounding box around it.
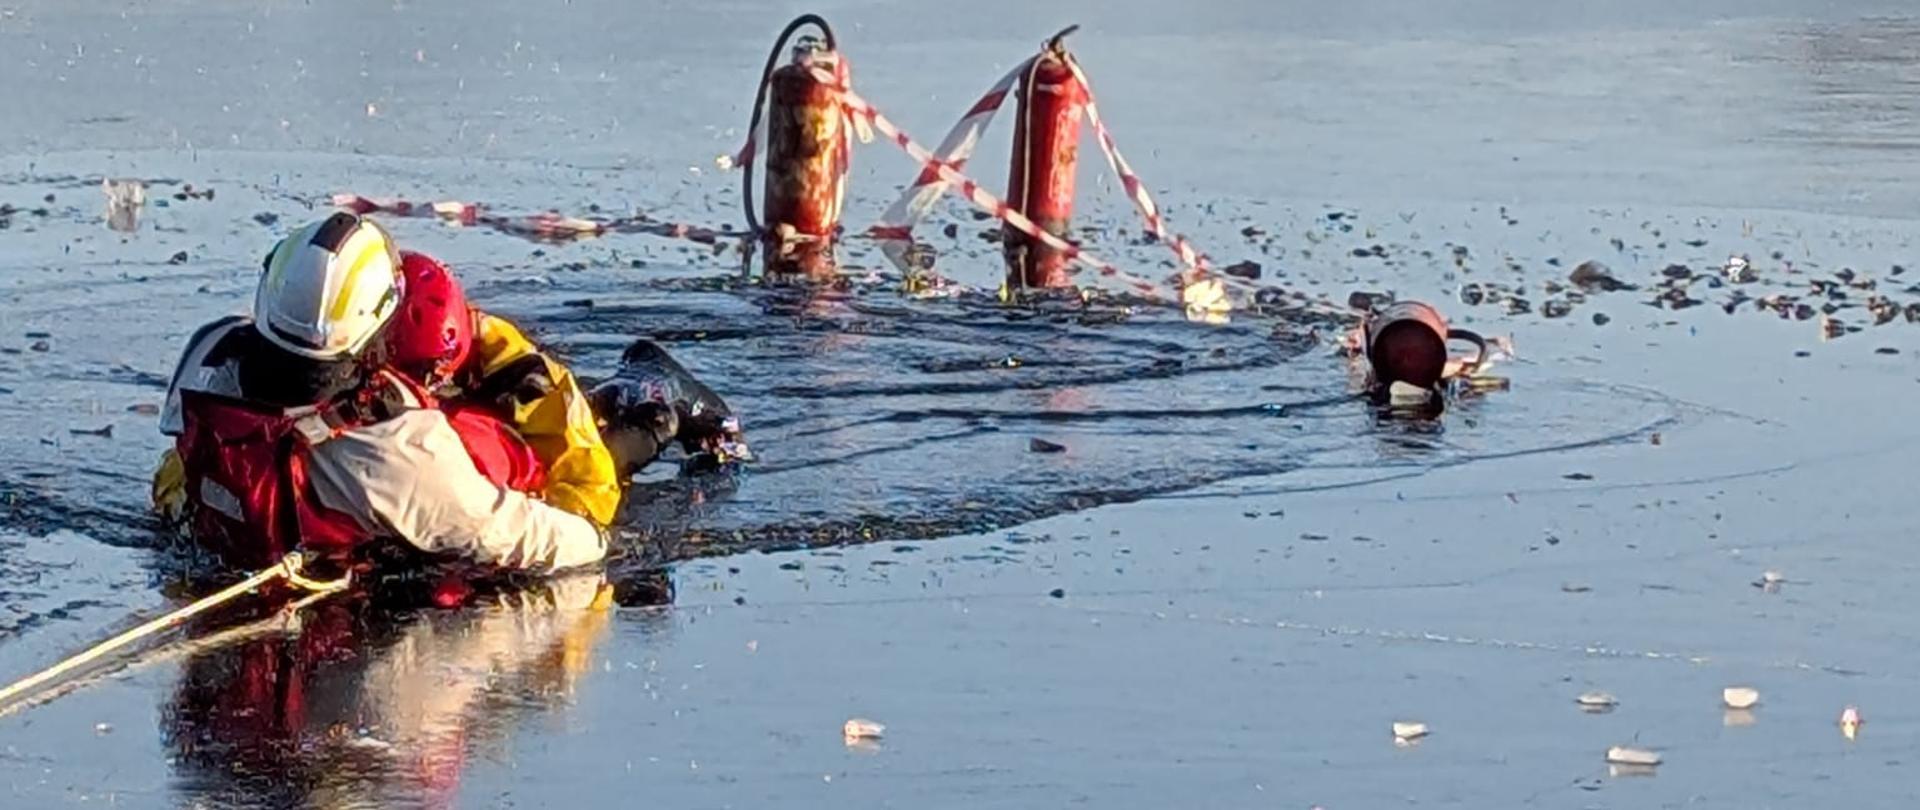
[468,313,621,527]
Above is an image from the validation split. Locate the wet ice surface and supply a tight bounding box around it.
[3,0,1920,807]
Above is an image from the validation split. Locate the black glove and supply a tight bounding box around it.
[675,405,733,455]
[471,353,555,416]
[602,401,678,480]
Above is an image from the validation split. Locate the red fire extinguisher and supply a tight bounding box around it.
[743,14,849,275]
[1004,27,1086,291]
[1362,300,1488,392]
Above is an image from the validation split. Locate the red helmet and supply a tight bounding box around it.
[386,251,474,386]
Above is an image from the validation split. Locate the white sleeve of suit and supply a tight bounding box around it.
[304,410,609,571]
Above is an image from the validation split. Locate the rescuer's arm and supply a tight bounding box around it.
[305,410,608,572]
[467,312,622,527]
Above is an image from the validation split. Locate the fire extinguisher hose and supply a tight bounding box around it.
[742,13,838,238]
[1447,328,1489,376]
[1009,55,1040,284]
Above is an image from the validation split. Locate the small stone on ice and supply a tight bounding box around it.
[1605,746,1661,766]
[843,718,885,741]
[1723,687,1760,710]
[1576,691,1618,709]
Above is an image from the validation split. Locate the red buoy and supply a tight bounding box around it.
[1004,39,1085,291]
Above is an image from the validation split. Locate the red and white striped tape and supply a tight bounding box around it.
[722,54,863,173]
[857,54,1239,304]
[816,67,1165,297]
[835,53,1217,284]
[724,140,756,173]
[330,194,735,246]
[1059,59,1346,314]
[720,52,1182,300]
[1061,56,1217,284]
[869,56,1033,242]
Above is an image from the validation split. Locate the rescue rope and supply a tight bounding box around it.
[0,587,336,720]
[0,552,350,716]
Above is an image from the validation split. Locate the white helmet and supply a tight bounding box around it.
[254,213,403,360]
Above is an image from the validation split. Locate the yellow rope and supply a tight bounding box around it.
[280,553,353,595]
[0,586,339,720]
[0,552,350,713]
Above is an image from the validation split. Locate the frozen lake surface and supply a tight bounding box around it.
[1,0,1919,806]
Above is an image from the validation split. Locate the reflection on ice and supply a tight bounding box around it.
[162,571,638,809]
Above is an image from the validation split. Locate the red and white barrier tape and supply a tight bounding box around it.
[1062,55,1221,286]
[722,55,866,173]
[855,54,1237,304]
[815,67,1164,297]
[330,194,737,246]
[1058,60,1347,316]
[869,56,1032,241]
[724,140,756,173]
[715,54,1176,299]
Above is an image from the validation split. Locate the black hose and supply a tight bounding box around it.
[742,14,837,238]
[1008,51,1043,291]
[1044,24,1079,54]
[1446,328,1489,376]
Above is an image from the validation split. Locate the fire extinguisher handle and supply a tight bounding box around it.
[1446,328,1489,375]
